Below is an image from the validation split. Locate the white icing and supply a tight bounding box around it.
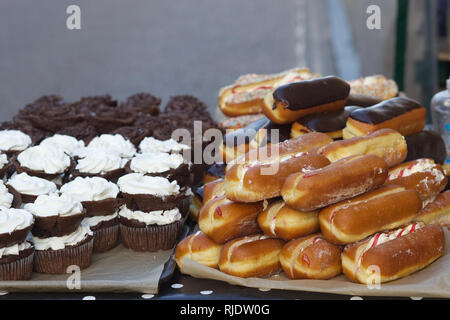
[17,145,71,174]
[83,212,117,228]
[40,134,85,156]
[0,241,32,258]
[84,134,136,158]
[117,173,180,196]
[139,137,190,154]
[118,205,181,226]
[24,193,83,217]
[0,206,34,234]
[0,181,13,208]
[31,224,93,251]
[388,159,445,182]
[75,152,127,174]
[130,152,184,174]
[7,173,57,196]
[0,130,32,152]
[0,154,7,170]
[60,176,119,202]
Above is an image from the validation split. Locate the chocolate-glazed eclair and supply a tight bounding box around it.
[291,106,361,140]
[345,94,383,108]
[262,76,350,124]
[343,97,426,139]
[405,131,447,164]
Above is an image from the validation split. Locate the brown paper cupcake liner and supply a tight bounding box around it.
[32,209,86,238]
[82,198,123,217]
[92,222,119,253]
[0,248,34,281]
[119,219,184,252]
[33,236,94,274]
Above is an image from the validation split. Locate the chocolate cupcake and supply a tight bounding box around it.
[120,92,161,116]
[71,151,127,183]
[24,193,86,238]
[7,172,57,204]
[60,177,121,252]
[0,207,35,280]
[39,134,85,157]
[0,130,32,158]
[127,152,193,188]
[82,134,136,159]
[31,223,93,274]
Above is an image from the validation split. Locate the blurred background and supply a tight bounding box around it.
[0,0,448,122]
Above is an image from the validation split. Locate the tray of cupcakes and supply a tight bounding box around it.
[178,67,450,298]
[0,93,217,292]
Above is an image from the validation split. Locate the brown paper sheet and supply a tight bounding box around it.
[180,229,450,298]
[0,244,173,294]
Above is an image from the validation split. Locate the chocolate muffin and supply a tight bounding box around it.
[71,151,127,183]
[120,93,161,116]
[7,172,57,204]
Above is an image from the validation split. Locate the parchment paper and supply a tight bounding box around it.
[180,229,450,298]
[0,244,173,294]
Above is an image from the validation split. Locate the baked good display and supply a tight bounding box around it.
[218,67,318,117]
[7,172,57,204]
[386,159,447,204]
[342,223,445,284]
[218,234,284,278]
[262,76,350,124]
[342,97,427,139]
[198,195,263,244]
[317,128,407,167]
[349,75,399,100]
[225,133,332,202]
[281,154,388,211]
[257,200,319,240]
[0,207,35,280]
[280,234,342,280]
[174,231,223,269]
[291,106,360,139]
[60,177,121,252]
[405,131,447,164]
[417,190,450,228]
[318,185,422,245]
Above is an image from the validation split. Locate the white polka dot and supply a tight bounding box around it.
[350,296,363,300]
[141,294,155,299]
[82,296,96,300]
[171,283,184,289]
[410,297,423,300]
[0,292,8,296]
[200,290,213,295]
[258,288,271,292]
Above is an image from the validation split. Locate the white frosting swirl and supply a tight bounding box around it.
[24,193,83,217]
[117,173,180,196]
[130,152,184,174]
[17,145,71,174]
[84,134,136,158]
[0,130,32,152]
[118,205,181,225]
[7,173,57,196]
[40,134,85,156]
[31,224,92,251]
[75,152,127,174]
[0,206,34,234]
[0,241,32,258]
[83,212,117,228]
[0,153,7,170]
[139,137,190,154]
[60,176,119,202]
[0,181,13,208]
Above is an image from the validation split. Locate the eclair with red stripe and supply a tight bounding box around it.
[281,154,388,211]
[417,190,450,228]
[386,159,447,204]
[218,234,284,278]
[257,199,319,241]
[225,133,332,202]
[198,195,263,244]
[342,223,445,284]
[175,231,223,269]
[280,234,342,280]
[316,128,407,168]
[318,185,422,245]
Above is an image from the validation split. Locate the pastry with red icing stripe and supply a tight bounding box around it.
[280,233,342,280]
[342,223,445,284]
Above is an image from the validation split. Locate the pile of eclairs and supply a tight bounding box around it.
[175,67,449,286]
